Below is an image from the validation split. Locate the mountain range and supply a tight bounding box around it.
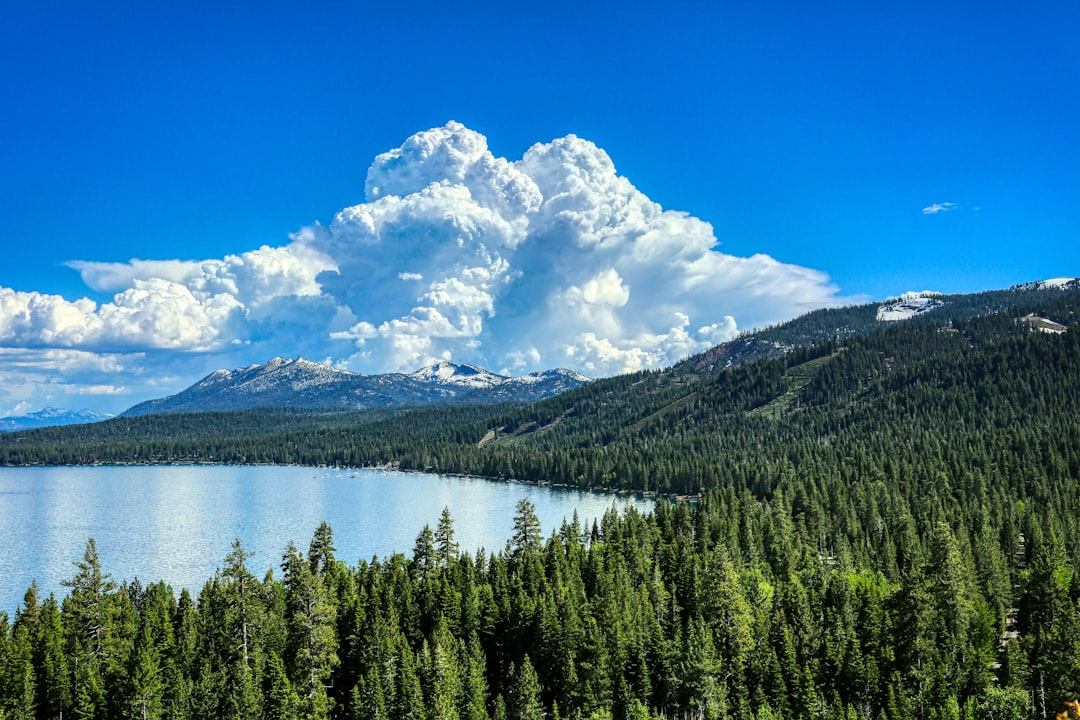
[122,359,590,416]
[7,277,1078,431]
[2,276,1076,479]
[0,407,114,433]
[3,278,1078,719]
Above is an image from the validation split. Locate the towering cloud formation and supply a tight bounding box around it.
[0,122,844,411]
[312,122,841,374]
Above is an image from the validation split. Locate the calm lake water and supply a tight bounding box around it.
[0,465,653,613]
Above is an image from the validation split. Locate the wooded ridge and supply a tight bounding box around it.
[1,284,1079,718]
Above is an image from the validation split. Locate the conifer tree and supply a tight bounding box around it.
[460,634,490,720]
[222,539,258,671]
[512,500,542,556]
[127,631,164,720]
[308,521,337,577]
[414,525,437,580]
[283,541,338,720]
[436,507,460,567]
[63,538,118,662]
[507,655,544,720]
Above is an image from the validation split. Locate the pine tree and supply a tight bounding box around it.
[512,500,543,556]
[414,525,437,580]
[71,656,106,720]
[127,633,164,720]
[460,634,490,720]
[391,641,424,720]
[5,613,36,720]
[222,539,257,671]
[63,538,118,662]
[264,652,298,720]
[423,623,462,720]
[308,521,337,576]
[36,594,70,718]
[507,656,544,720]
[436,507,460,567]
[283,542,339,720]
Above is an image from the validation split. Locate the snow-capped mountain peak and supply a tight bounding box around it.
[0,407,115,432]
[876,291,945,322]
[123,358,590,415]
[515,368,592,384]
[410,361,507,389]
[1013,277,1080,291]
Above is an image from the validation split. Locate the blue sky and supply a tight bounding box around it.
[0,1,1077,415]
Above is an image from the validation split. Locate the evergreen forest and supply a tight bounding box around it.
[1,287,1079,718]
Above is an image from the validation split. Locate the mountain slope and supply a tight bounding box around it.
[681,279,1078,372]
[4,279,1078,490]
[123,358,590,416]
[445,284,1080,493]
[4,282,1080,720]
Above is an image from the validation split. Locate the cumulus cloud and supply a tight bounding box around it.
[0,121,848,411]
[922,202,958,215]
[304,123,844,374]
[70,243,334,316]
[0,348,139,416]
[3,240,336,355]
[0,282,244,351]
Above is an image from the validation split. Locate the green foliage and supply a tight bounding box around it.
[511,499,542,556]
[2,287,1080,718]
[0,479,1071,719]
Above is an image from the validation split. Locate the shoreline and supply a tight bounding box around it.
[0,460,700,503]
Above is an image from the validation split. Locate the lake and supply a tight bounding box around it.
[0,465,653,613]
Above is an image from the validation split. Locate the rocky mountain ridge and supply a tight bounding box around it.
[122,358,590,416]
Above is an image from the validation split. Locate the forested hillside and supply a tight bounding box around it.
[0,482,1076,719]
[1,287,1079,718]
[3,288,1076,498]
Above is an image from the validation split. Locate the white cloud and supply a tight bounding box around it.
[311,125,844,374]
[0,348,141,415]
[922,202,958,215]
[365,120,543,223]
[579,269,630,307]
[69,384,126,395]
[71,243,334,313]
[67,258,206,293]
[0,347,134,374]
[500,346,542,374]
[4,401,32,417]
[3,241,335,355]
[0,121,849,412]
[696,318,739,345]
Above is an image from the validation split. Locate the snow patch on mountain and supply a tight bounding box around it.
[410,361,507,389]
[1019,314,1068,334]
[877,292,944,322]
[409,363,592,393]
[1013,277,1080,291]
[513,369,591,385]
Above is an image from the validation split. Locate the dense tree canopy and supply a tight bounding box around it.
[2,286,1079,718]
[1,478,1077,720]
